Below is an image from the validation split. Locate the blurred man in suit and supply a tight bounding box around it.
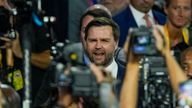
[113,0,166,47]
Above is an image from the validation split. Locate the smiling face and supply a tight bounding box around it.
[164,0,192,28]
[130,0,154,13]
[85,25,118,66]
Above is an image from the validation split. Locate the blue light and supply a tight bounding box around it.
[32,12,43,27]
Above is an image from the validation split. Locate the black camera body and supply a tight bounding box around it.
[53,63,99,98]
[70,66,99,98]
[140,56,175,108]
[130,26,157,55]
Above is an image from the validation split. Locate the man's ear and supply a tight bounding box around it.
[115,40,118,50]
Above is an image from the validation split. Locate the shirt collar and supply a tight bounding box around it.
[129,4,154,27]
[83,53,91,65]
[83,54,118,78]
[105,58,118,78]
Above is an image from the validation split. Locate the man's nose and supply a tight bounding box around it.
[95,41,102,49]
[178,8,184,17]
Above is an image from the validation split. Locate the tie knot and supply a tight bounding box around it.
[143,14,149,20]
[143,14,152,28]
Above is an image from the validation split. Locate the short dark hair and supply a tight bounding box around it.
[79,9,112,32]
[84,17,119,42]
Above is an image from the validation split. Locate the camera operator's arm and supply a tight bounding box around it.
[120,36,141,108]
[89,63,117,108]
[12,34,51,69]
[30,50,51,69]
[89,63,107,83]
[153,26,188,94]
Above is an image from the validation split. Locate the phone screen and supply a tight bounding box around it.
[178,80,192,107]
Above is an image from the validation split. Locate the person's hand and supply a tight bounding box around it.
[152,25,170,55]
[0,32,23,58]
[89,63,114,83]
[11,33,22,58]
[123,29,142,64]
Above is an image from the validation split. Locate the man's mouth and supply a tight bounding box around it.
[93,52,104,59]
[94,52,104,56]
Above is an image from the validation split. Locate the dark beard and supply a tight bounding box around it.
[89,52,113,67]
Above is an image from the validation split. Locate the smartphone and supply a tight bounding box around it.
[178,80,192,107]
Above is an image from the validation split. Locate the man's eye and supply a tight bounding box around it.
[182,64,188,70]
[102,39,110,43]
[89,40,96,42]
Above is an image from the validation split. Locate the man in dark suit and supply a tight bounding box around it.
[84,17,125,97]
[113,0,167,47]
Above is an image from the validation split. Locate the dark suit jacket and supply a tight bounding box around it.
[113,6,167,47]
[114,61,125,99]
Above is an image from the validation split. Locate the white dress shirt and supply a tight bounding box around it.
[105,58,118,79]
[129,4,156,27]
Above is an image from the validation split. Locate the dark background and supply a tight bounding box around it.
[42,0,68,42]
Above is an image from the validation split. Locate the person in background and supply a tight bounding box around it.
[113,0,166,47]
[181,47,192,79]
[68,0,91,42]
[68,0,129,42]
[163,0,191,52]
[0,0,51,103]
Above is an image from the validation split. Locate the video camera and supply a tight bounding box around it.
[128,26,175,107]
[0,0,33,45]
[52,63,99,98]
[139,56,175,108]
[50,43,99,99]
[129,26,157,55]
